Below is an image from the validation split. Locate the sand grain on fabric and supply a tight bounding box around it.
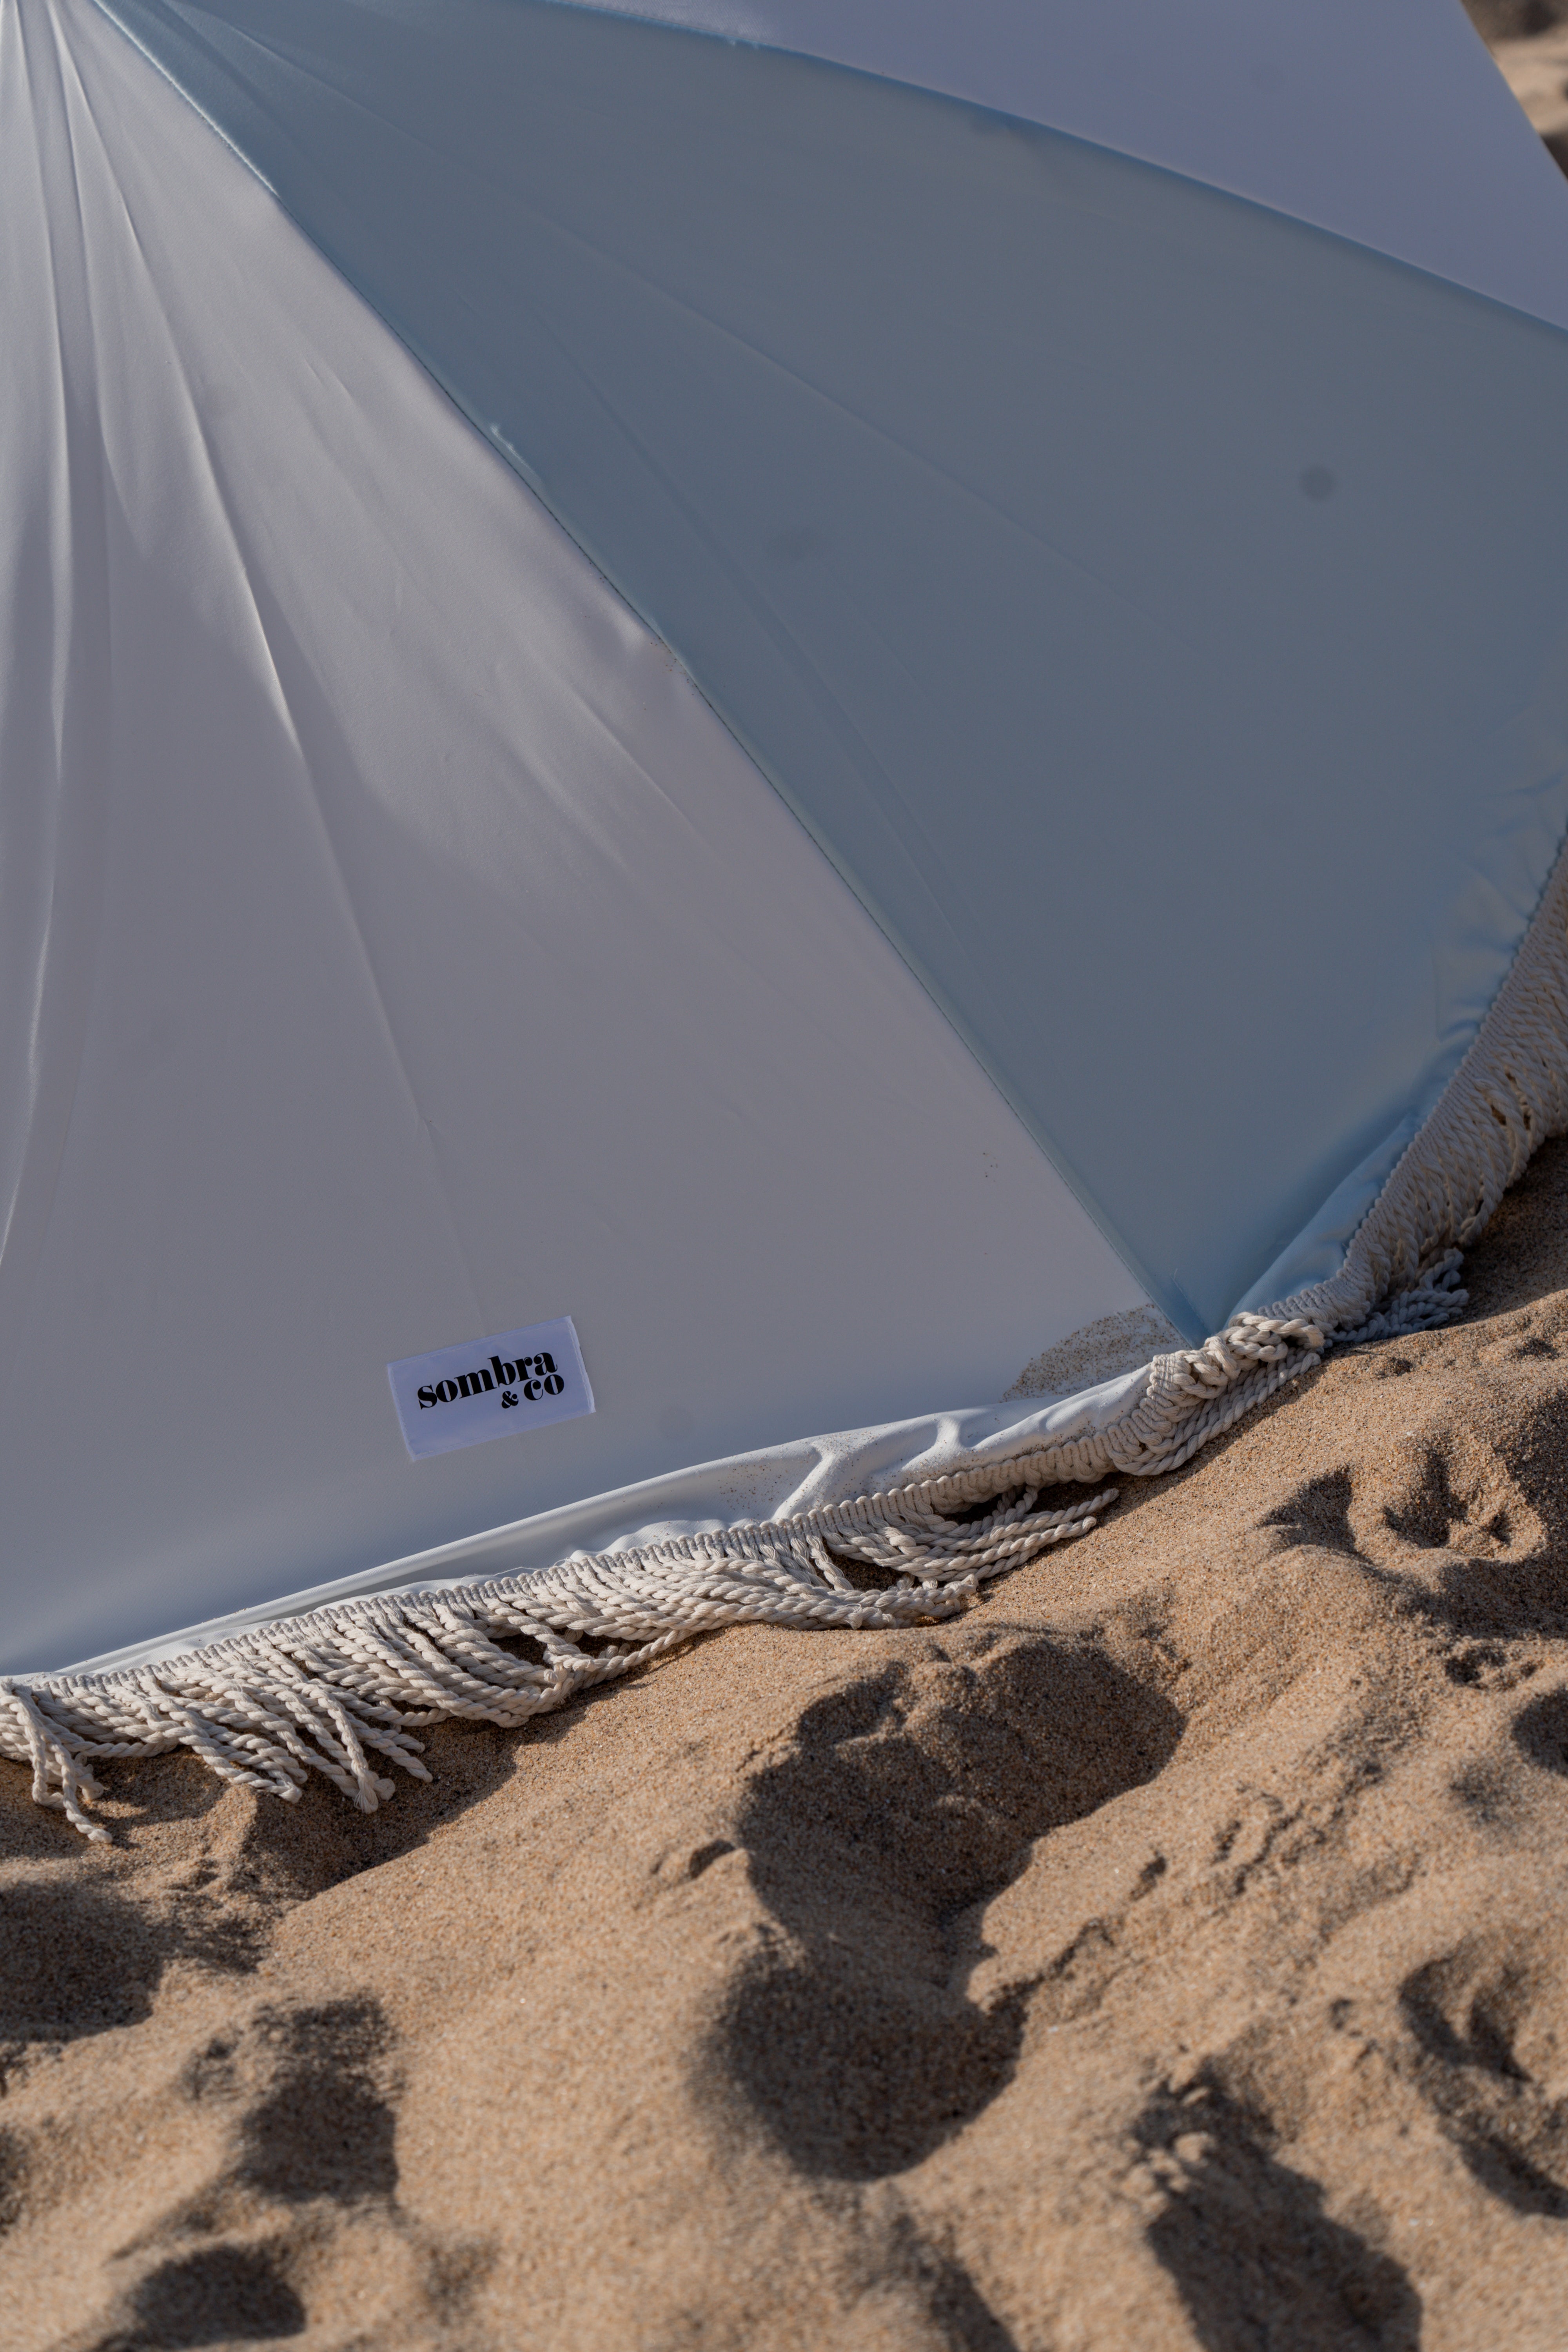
[10,1144,1568,2345]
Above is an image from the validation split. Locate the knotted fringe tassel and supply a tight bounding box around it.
[8,844,1568,1840]
[0,1475,1114,1840]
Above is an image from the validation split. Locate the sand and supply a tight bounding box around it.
[7,1127,1568,2349]
[1469,0,1568,172]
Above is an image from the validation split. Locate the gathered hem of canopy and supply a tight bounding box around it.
[7,829,1568,1838]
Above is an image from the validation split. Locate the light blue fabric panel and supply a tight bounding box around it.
[550,0,1568,335]
[96,0,1568,1337]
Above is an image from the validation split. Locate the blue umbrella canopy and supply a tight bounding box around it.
[87,0,1568,1339]
[4,0,1568,1828]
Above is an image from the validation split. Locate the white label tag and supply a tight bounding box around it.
[388,1316,594,1461]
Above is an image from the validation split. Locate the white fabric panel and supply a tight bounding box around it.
[559,0,1568,331]
[0,0,1142,1675]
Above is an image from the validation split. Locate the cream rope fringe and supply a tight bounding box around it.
[8,846,1568,1840]
[0,1477,1117,1841]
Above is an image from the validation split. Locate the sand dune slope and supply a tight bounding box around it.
[10,1145,1568,2347]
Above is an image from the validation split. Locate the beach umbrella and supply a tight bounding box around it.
[6,0,1568,1828]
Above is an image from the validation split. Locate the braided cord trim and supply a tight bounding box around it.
[0,1477,1112,1838]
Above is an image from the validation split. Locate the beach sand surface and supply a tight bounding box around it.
[8,1133,1568,2347]
[1470,0,1568,171]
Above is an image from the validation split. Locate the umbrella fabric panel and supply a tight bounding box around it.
[550,0,1568,332]
[0,0,1141,1675]
[88,0,1568,1336]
